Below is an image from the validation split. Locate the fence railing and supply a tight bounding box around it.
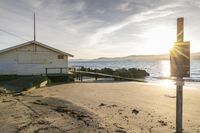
[45,67,68,75]
[45,66,84,75]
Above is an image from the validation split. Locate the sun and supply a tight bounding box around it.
[142,25,175,54]
[160,79,174,87]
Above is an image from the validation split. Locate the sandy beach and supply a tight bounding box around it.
[0,81,200,133]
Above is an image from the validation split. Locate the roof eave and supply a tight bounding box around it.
[33,41,74,57]
[0,40,74,57]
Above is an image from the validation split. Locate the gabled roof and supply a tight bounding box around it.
[0,40,74,57]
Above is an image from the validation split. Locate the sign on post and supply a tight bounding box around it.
[170,41,190,77]
[170,17,190,133]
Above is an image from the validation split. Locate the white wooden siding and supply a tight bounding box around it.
[0,44,69,75]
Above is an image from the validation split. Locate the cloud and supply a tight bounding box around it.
[21,0,44,9]
[0,0,200,58]
[89,3,179,45]
[116,1,132,12]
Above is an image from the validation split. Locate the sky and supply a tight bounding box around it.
[0,0,200,59]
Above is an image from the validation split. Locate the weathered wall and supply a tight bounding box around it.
[0,44,69,75]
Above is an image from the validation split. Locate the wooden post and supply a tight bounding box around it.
[176,78,184,133]
[171,17,190,133]
[81,75,83,81]
[76,73,78,80]
[78,72,81,80]
[177,18,184,42]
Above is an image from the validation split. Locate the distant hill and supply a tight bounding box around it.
[92,52,200,61]
[70,59,91,61]
[191,52,200,60]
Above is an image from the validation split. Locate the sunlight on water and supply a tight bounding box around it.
[161,60,170,77]
[70,60,200,86]
[159,79,175,87]
[160,61,175,87]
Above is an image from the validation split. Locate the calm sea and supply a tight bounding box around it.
[69,60,200,87]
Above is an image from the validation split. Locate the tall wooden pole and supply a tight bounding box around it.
[176,17,184,133]
[177,17,184,42]
[171,17,190,133]
[176,78,184,133]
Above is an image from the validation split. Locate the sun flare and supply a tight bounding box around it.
[160,79,174,87]
[143,25,175,54]
[161,60,170,77]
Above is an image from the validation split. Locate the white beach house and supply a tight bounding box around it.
[0,40,73,75]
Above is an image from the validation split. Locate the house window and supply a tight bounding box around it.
[58,55,64,59]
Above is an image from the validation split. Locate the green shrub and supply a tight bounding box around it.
[100,68,114,75]
[78,67,149,78]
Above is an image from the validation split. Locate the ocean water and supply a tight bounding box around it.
[69,60,200,86]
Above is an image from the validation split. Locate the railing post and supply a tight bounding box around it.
[78,72,80,80]
[45,68,48,75]
[81,75,83,81]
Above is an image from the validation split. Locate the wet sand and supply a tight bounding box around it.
[0,81,200,132]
